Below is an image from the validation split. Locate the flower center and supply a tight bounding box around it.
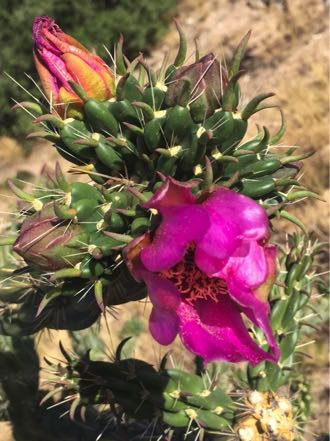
[160,247,228,305]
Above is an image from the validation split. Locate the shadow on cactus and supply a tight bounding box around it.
[41,338,236,440]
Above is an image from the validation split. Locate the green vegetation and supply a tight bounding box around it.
[0,0,176,141]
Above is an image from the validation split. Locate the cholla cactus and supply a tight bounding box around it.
[1,15,326,441]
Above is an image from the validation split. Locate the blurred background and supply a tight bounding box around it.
[0,0,328,440]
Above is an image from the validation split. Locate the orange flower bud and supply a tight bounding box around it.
[33,16,115,117]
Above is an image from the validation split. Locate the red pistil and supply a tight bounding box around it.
[160,247,228,305]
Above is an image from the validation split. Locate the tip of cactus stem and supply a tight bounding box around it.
[103,231,133,243]
[173,19,187,67]
[214,406,224,415]
[32,199,44,211]
[33,114,65,129]
[7,179,35,204]
[72,137,97,147]
[228,30,252,79]
[114,34,127,76]
[26,131,60,142]
[127,186,149,203]
[11,101,44,115]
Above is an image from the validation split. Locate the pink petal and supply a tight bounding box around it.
[220,240,268,290]
[226,280,279,361]
[143,177,197,213]
[149,307,179,345]
[223,244,280,360]
[197,187,269,263]
[33,50,59,100]
[255,245,277,302]
[242,304,280,362]
[141,205,209,272]
[141,270,181,310]
[194,247,224,277]
[177,297,275,365]
[40,47,72,88]
[207,187,269,240]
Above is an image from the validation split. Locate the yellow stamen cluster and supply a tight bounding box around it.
[235,391,294,441]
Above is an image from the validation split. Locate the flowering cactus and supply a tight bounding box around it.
[33,16,115,117]
[124,178,279,364]
[1,16,325,441]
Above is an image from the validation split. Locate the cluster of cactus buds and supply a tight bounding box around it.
[0,15,326,441]
[17,23,315,211]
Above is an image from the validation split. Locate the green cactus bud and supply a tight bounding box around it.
[116,73,143,102]
[143,116,166,151]
[163,105,193,140]
[162,410,190,428]
[106,99,139,123]
[196,408,230,430]
[142,86,166,110]
[270,299,288,331]
[104,190,130,207]
[12,100,44,115]
[228,30,251,78]
[106,212,127,233]
[241,92,275,121]
[59,119,94,159]
[79,257,104,279]
[222,70,245,111]
[223,152,257,176]
[240,176,275,198]
[240,158,281,178]
[221,117,247,153]
[72,198,99,222]
[71,182,103,202]
[165,369,204,394]
[280,326,300,361]
[130,217,150,236]
[203,110,235,145]
[131,101,155,122]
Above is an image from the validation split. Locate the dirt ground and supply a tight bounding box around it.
[0,0,329,439]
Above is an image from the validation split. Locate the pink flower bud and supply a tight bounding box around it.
[14,203,87,271]
[166,54,228,118]
[33,16,115,117]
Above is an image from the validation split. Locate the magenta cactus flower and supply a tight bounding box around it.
[33,16,115,117]
[125,178,280,365]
